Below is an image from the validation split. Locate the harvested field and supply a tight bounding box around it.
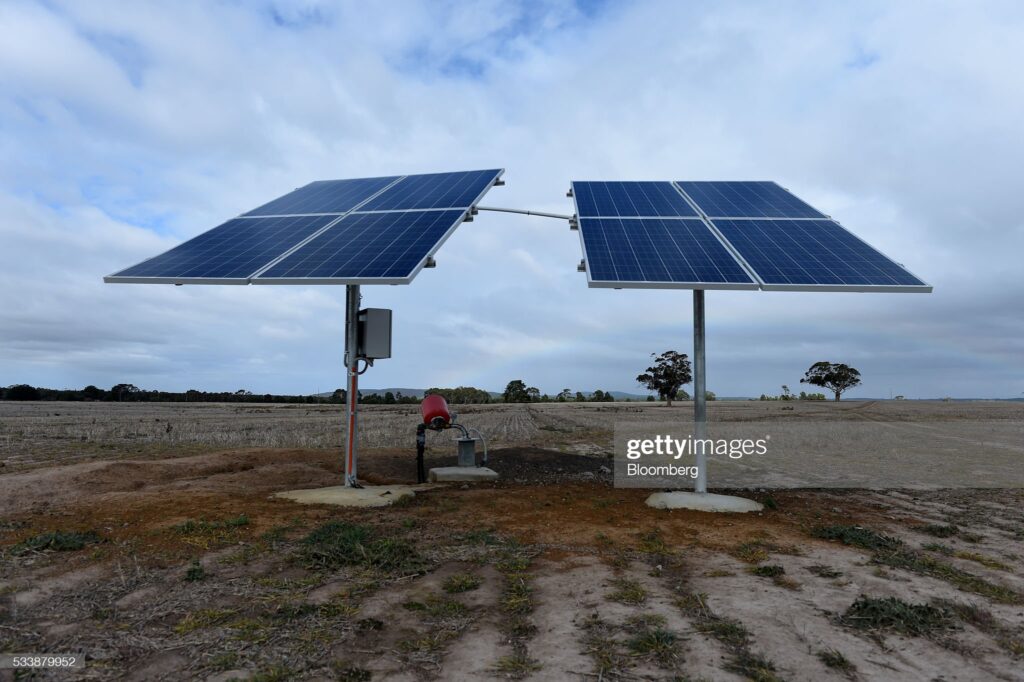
[2,400,1023,680]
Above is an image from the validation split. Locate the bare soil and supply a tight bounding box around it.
[1,401,1023,681]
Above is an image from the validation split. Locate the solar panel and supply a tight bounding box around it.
[677,181,826,219]
[571,179,929,292]
[578,218,758,289]
[358,169,502,211]
[243,176,399,216]
[254,210,466,284]
[711,219,929,291]
[105,169,503,285]
[106,215,341,283]
[573,181,698,218]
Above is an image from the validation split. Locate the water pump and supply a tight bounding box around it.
[415,394,488,483]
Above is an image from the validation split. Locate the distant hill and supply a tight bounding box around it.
[356,388,428,398]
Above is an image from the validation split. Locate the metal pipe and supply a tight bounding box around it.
[344,284,361,487]
[415,424,427,484]
[693,289,707,494]
[474,206,574,221]
[467,427,489,466]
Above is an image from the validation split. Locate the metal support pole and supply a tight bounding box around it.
[693,289,707,494]
[344,285,360,487]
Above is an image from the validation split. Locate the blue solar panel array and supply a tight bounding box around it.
[712,219,927,288]
[106,169,502,284]
[243,176,399,216]
[580,218,756,286]
[257,210,466,281]
[359,170,502,211]
[574,181,698,218]
[677,181,825,219]
[572,179,929,291]
[110,215,340,281]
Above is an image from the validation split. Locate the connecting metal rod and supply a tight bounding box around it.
[475,206,574,221]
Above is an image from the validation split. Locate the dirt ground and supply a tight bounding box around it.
[2,401,1024,681]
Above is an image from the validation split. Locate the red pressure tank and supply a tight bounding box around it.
[421,394,451,429]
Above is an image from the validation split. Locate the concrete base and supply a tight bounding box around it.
[274,484,416,508]
[429,466,499,483]
[646,491,764,513]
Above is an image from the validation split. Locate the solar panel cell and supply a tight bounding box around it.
[256,210,466,282]
[574,181,698,218]
[677,181,825,219]
[712,219,927,288]
[359,170,501,211]
[579,218,757,288]
[243,176,399,216]
[109,215,340,281]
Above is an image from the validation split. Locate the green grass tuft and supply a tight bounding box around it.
[607,577,647,605]
[299,521,418,572]
[695,618,749,646]
[174,608,237,634]
[637,528,670,554]
[491,653,541,678]
[403,595,467,619]
[818,648,856,673]
[501,575,533,615]
[840,595,955,636]
[923,542,954,555]
[11,530,102,555]
[953,550,1010,571]
[725,650,781,682]
[627,627,678,664]
[443,573,482,593]
[813,524,902,552]
[805,564,842,578]
[734,542,770,564]
[184,559,205,582]
[174,514,249,534]
[815,524,1022,604]
[331,664,371,682]
[751,564,785,578]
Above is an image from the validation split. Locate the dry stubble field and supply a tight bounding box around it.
[1,400,1023,681]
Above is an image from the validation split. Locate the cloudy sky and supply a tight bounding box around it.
[1,0,1022,399]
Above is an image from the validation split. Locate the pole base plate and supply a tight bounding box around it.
[428,466,499,483]
[646,491,763,513]
[273,484,415,507]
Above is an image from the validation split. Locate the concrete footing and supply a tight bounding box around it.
[646,491,764,513]
[429,466,499,483]
[274,484,416,508]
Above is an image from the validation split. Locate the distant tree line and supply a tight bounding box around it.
[501,380,618,403]
[359,390,425,405]
[424,387,494,404]
[759,385,826,401]
[3,362,863,406]
[1,383,338,404]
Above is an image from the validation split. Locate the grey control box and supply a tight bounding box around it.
[358,308,392,360]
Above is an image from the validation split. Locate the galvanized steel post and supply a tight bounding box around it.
[693,289,707,494]
[344,285,360,486]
